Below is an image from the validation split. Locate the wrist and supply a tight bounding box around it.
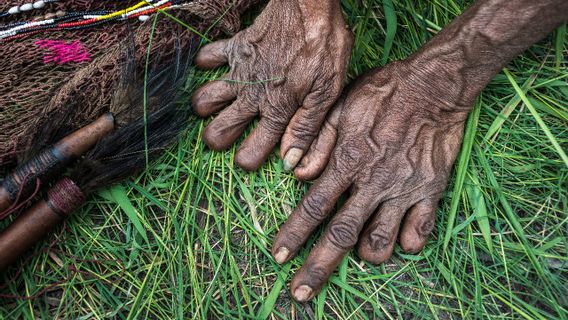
[393,59,474,123]
[405,0,568,112]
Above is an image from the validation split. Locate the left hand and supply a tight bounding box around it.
[271,59,471,302]
[192,0,352,171]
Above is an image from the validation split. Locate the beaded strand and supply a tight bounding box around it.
[1,0,59,18]
[0,0,189,41]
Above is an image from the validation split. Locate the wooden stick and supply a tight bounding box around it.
[0,113,114,214]
[0,178,85,272]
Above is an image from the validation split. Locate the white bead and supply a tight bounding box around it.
[8,6,20,14]
[33,1,46,9]
[138,15,150,22]
[20,3,34,11]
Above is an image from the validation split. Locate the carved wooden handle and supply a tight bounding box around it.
[0,113,113,214]
[0,178,85,272]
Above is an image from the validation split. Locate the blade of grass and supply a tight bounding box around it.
[443,100,481,251]
[381,0,397,65]
[100,186,149,244]
[465,171,494,252]
[484,74,537,142]
[503,69,568,167]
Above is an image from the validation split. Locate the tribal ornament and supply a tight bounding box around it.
[0,0,262,168]
[0,0,205,41]
[0,0,263,271]
[0,0,59,18]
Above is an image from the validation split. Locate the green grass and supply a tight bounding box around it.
[1,1,567,318]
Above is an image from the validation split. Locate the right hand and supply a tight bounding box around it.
[272,59,472,301]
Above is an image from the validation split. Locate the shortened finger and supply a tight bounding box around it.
[399,198,438,254]
[235,117,286,171]
[194,39,231,69]
[357,202,406,265]
[192,78,236,117]
[289,192,376,302]
[203,96,257,151]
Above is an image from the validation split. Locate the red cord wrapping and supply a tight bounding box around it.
[46,178,86,216]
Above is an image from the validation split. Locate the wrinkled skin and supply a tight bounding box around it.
[192,0,352,171]
[269,0,568,302]
[272,61,467,302]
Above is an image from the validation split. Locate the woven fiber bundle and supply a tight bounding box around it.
[0,0,261,168]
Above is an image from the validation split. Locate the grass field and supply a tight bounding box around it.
[1,0,567,319]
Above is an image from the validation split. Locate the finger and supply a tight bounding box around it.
[280,89,341,172]
[399,198,438,254]
[357,202,407,265]
[194,39,231,69]
[192,78,237,117]
[235,117,287,171]
[293,102,342,181]
[203,96,257,151]
[289,192,376,302]
[271,165,351,264]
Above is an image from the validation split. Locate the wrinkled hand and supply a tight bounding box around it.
[272,59,473,302]
[192,0,352,171]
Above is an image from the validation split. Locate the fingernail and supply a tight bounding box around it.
[274,247,289,264]
[283,147,304,171]
[293,285,313,302]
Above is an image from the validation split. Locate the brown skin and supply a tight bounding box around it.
[268,0,568,302]
[192,0,352,171]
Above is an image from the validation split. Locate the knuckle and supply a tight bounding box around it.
[300,193,328,224]
[367,223,395,251]
[327,219,359,250]
[331,144,361,173]
[225,36,240,60]
[304,262,329,285]
[306,82,336,108]
[261,113,288,134]
[368,233,393,251]
[231,39,254,61]
[329,167,350,186]
[262,117,286,135]
[288,120,318,141]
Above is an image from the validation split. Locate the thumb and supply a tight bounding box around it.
[280,80,343,173]
[293,99,343,181]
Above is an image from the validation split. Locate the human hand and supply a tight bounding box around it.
[270,0,568,301]
[271,59,472,302]
[191,0,352,171]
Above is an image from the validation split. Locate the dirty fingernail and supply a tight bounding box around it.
[283,147,304,171]
[273,247,290,264]
[293,285,313,302]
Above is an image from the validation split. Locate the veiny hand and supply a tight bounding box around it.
[192,0,352,171]
[270,0,568,301]
[271,59,473,302]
